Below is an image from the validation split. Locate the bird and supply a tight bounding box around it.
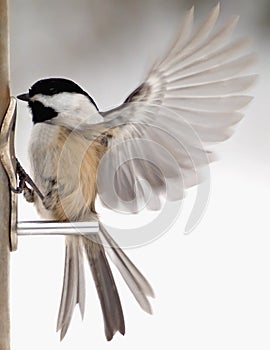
[17,3,256,342]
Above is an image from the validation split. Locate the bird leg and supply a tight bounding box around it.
[14,158,44,201]
[42,178,59,210]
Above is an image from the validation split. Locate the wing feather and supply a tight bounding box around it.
[162,15,239,74]
[81,4,256,214]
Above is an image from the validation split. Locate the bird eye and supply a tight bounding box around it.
[49,87,57,94]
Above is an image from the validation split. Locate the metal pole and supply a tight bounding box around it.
[0,0,11,349]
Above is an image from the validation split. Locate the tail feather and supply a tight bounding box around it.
[57,225,154,340]
[99,223,155,314]
[77,245,86,318]
[57,237,85,340]
[82,234,125,341]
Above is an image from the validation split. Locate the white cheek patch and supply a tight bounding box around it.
[32,92,87,113]
[31,92,103,126]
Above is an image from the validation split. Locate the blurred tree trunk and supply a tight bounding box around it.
[0,0,11,349]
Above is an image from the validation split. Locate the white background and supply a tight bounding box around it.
[9,0,270,349]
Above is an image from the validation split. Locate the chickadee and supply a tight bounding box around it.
[17,4,256,341]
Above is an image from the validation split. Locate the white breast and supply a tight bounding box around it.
[28,123,60,218]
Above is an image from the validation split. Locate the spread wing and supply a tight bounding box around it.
[85,4,257,213]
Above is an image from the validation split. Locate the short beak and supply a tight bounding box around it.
[17,93,30,102]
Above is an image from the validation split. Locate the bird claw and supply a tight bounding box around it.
[23,186,35,203]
